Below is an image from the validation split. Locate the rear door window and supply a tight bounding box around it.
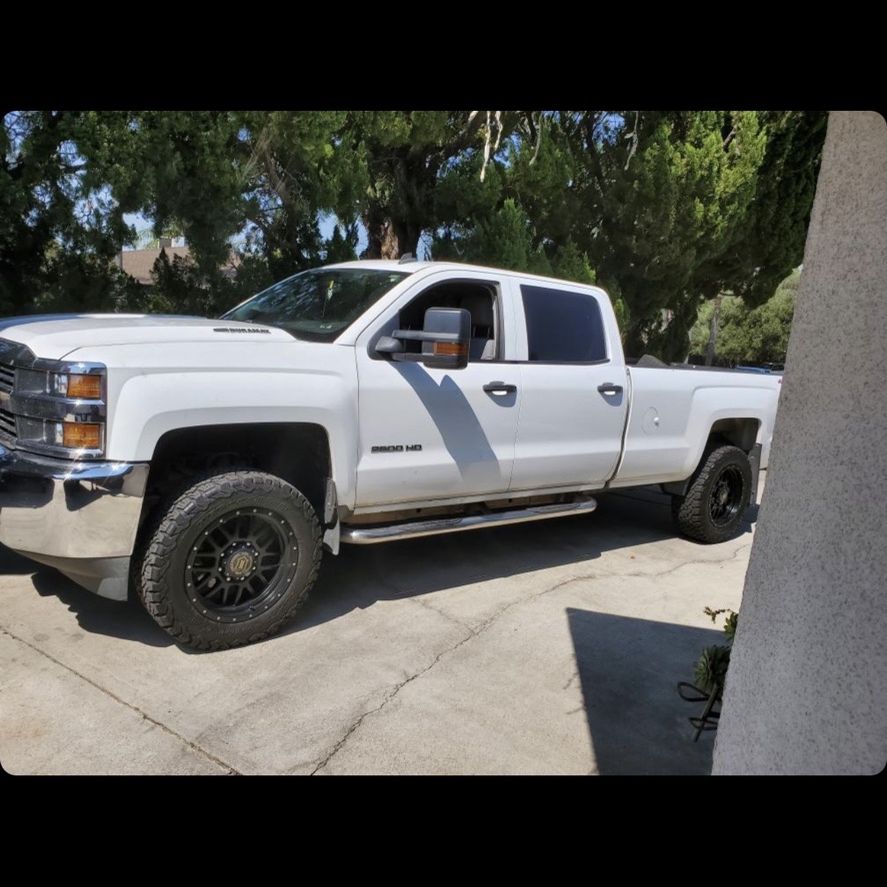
[520,285,608,363]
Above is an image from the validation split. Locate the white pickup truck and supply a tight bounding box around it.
[0,260,780,650]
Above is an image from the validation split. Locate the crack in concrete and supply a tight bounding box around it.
[407,594,474,632]
[309,626,475,775]
[309,570,605,774]
[562,670,580,691]
[307,541,753,774]
[0,626,240,775]
[612,543,753,580]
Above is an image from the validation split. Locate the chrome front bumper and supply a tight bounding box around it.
[0,444,148,599]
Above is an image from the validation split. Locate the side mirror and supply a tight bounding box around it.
[380,307,470,370]
[420,307,470,370]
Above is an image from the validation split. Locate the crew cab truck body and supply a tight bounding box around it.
[0,261,780,649]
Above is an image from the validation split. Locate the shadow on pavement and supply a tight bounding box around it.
[0,545,39,575]
[2,486,750,650]
[0,545,173,647]
[289,489,685,635]
[30,567,174,647]
[567,607,723,775]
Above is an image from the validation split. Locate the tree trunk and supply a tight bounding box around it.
[362,206,420,260]
[705,295,723,366]
[624,325,646,362]
[363,209,401,259]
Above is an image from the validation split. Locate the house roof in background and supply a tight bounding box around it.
[118,247,240,285]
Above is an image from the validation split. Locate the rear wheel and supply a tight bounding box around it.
[671,445,752,543]
[137,470,322,651]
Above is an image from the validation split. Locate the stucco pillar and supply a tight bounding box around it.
[712,112,887,775]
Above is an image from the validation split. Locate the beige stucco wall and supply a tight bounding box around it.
[712,111,887,775]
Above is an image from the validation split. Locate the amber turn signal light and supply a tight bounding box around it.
[66,374,103,399]
[432,342,467,356]
[62,422,103,449]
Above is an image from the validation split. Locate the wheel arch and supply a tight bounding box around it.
[662,417,761,497]
[137,422,333,537]
[706,417,761,454]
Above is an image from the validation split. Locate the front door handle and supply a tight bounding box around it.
[597,383,623,397]
[483,381,517,395]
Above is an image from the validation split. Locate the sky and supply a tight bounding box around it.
[121,210,438,261]
[123,210,382,259]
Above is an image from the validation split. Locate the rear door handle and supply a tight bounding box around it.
[597,383,623,397]
[483,381,517,395]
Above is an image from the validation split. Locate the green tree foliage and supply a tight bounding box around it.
[531,111,772,358]
[434,111,820,358]
[1,111,368,316]
[698,113,825,308]
[80,111,248,271]
[0,111,141,315]
[234,111,364,277]
[582,111,822,358]
[689,269,799,364]
[1,109,824,339]
[435,198,548,273]
[430,132,600,281]
[343,111,534,260]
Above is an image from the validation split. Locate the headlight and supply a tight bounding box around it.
[5,362,106,458]
[50,372,104,400]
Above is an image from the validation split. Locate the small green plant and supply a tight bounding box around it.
[704,606,737,642]
[693,608,738,695]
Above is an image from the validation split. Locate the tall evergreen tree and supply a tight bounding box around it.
[689,269,800,365]
[1,108,825,339]
[1,111,140,314]
[434,110,824,360]
[345,111,534,259]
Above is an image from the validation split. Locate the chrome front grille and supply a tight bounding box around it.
[0,360,15,441]
[0,362,14,394]
[0,346,22,443]
[0,407,17,440]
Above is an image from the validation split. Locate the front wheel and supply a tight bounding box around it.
[671,445,752,543]
[137,471,322,651]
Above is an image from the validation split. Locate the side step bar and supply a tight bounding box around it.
[340,496,597,545]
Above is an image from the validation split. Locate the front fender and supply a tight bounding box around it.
[108,370,358,505]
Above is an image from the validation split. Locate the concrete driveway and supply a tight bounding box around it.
[0,480,759,775]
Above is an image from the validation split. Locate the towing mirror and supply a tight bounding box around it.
[419,307,470,369]
[378,307,471,370]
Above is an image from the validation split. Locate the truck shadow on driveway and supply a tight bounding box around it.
[0,545,172,647]
[4,486,753,650]
[27,568,175,646]
[291,488,753,637]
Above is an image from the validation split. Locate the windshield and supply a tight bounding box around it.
[222,267,410,342]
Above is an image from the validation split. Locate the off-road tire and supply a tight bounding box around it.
[137,470,322,651]
[671,445,752,543]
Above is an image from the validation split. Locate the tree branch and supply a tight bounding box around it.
[624,110,640,171]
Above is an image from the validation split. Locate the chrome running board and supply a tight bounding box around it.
[340,496,597,545]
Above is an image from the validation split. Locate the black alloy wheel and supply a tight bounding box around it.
[185,507,296,624]
[671,445,752,543]
[138,470,322,651]
[708,465,745,527]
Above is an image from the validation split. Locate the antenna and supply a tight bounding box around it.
[398,253,416,264]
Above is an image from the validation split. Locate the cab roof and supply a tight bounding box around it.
[324,259,604,292]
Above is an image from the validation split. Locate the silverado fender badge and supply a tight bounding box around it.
[371,444,423,453]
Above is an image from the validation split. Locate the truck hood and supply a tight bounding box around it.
[0,313,293,359]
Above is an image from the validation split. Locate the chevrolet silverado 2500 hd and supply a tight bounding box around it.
[0,261,780,650]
